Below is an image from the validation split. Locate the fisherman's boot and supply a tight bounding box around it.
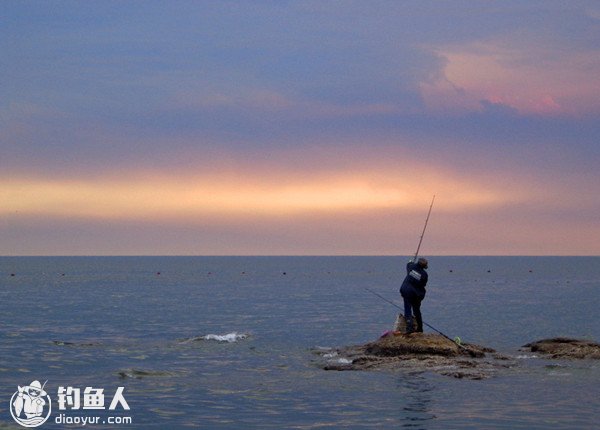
[415,315,423,333]
[405,315,414,334]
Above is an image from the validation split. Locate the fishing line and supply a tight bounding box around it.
[364,287,467,350]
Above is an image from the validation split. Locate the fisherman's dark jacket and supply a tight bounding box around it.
[400,261,428,301]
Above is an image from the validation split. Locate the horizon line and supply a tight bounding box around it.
[1,254,598,258]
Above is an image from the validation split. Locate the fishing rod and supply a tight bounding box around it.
[413,195,435,261]
[365,197,473,352]
[364,287,466,350]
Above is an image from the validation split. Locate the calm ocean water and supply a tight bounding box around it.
[1,256,599,429]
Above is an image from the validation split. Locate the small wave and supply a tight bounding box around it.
[516,354,538,359]
[545,363,566,369]
[179,332,249,344]
[312,346,334,354]
[203,333,249,343]
[310,348,353,367]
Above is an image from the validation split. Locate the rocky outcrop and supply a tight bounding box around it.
[315,332,512,380]
[363,331,491,358]
[521,338,600,359]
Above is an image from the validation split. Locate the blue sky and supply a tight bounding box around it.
[2,1,599,255]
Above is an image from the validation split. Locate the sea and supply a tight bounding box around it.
[0,256,599,429]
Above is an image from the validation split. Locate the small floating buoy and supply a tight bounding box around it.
[487,270,491,273]
[61,273,65,276]
[449,269,453,273]
[156,272,161,276]
[282,272,287,275]
[529,270,533,273]
[10,273,15,277]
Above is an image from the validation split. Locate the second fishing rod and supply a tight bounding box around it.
[364,287,468,351]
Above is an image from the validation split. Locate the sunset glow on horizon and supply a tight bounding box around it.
[2,169,520,221]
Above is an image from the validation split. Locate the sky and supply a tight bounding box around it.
[1,0,599,256]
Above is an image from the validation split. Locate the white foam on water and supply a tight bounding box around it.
[314,346,333,351]
[202,332,249,343]
[333,358,352,365]
[323,352,338,358]
[516,354,538,359]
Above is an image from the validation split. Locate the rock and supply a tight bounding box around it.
[316,332,509,379]
[521,338,600,359]
[316,334,600,379]
[52,340,102,347]
[118,369,178,379]
[366,332,462,357]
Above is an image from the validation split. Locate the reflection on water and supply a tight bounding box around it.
[398,372,436,429]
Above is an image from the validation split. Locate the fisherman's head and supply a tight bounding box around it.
[417,257,428,269]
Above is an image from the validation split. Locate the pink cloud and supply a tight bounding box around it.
[420,38,600,116]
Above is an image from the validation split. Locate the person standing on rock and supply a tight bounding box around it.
[400,257,428,334]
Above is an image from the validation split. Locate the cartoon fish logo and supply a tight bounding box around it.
[10,380,52,428]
